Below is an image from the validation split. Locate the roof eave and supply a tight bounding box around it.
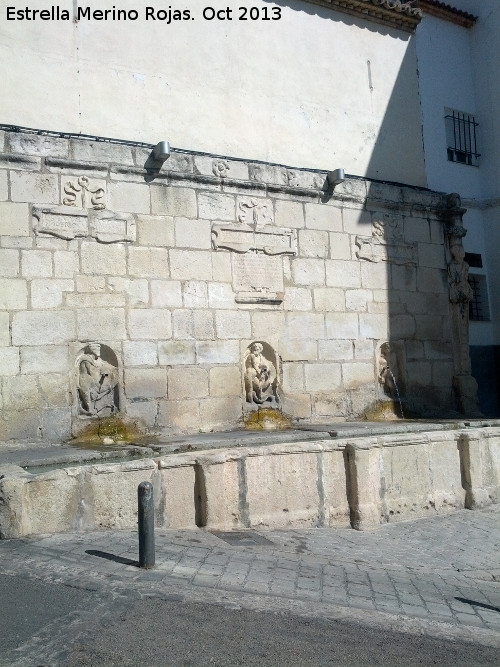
[301,0,423,33]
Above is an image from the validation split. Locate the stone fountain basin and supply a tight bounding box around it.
[1,421,499,539]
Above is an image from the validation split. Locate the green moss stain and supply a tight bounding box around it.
[244,408,292,431]
[71,416,151,445]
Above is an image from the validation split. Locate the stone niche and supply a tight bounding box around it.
[75,343,120,418]
[243,342,280,410]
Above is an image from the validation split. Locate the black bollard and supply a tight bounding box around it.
[138,481,155,569]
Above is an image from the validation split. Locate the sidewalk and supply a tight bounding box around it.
[1,505,499,649]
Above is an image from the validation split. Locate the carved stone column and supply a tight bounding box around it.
[443,194,481,416]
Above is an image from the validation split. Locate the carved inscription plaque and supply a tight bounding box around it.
[232,253,284,303]
[33,206,89,240]
[33,207,136,243]
[212,224,296,255]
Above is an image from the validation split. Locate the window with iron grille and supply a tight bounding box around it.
[468,274,490,321]
[445,108,480,166]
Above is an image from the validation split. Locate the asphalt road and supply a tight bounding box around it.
[2,574,499,667]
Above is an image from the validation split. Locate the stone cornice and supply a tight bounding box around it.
[415,1,476,28]
[301,0,422,33]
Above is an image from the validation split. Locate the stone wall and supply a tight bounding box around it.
[1,426,498,538]
[0,129,460,441]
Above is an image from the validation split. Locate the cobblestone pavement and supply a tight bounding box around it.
[1,506,500,648]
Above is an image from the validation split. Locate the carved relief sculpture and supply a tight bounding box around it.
[63,176,106,210]
[244,342,279,407]
[76,343,119,416]
[444,194,481,416]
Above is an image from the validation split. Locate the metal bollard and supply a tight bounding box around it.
[138,481,155,569]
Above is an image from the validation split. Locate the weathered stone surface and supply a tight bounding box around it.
[31,279,74,309]
[0,312,10,346]
[169,249,212,280]
[124,368,167,399]
[128,247,169,279]
[209,366,242,397]
[128,309,172,340]
[81,242,126,276]
[123,341,158,367]
[151,186,197,218]
[158,340,196,365]
[136,215,174,247]
[0,278,28,310]
[10,172,59,204]
[168,367,209,400]
[175,218,211,249]
[12,311,75,345]
[159,465,197,528]
[246,453,319,528]
[77,308,125,341]
[304,363,342,391]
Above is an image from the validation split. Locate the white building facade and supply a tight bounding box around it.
[415,0,500,416]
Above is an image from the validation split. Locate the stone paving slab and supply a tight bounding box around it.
[1,506,499,648]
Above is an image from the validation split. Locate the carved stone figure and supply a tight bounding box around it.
[244,342,279,406]
[76,343,119,416]
[444,194,481,415]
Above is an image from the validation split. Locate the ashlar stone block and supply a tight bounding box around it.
[209,366,242,397]
[151,186,197,218]
[313,288,345,312]
[215,311,251,339]
[20,345,68,374]
[325,313,358,340]
[169,249,212,281]
[151,280,182,308]
[81,242,126,276]
[0,278,28,310]
[108,181,150,214]
[318,339,353,361]
[198,192,235,221]
[123,341,158,367]
[283,287,313,311]
[136,215,174,247]
[304,363,342,391]
[291,258,325,286]
[183,281,208,309]
[77,308,126,340]
[175,217,211,249]
[0,249,19,277]
[0,347,20,375]
[108,277,149,307]
[10,172,59,204]
[208,282,235,310]
[329,232,352,260]
[0,312,10,346]
[298,229,329,258]
[168,367,208,399]
[305,203,342,231]
[12,311,75,345]
[54,251,79,278]
[128,246,169,279]
[286,312,324,339]
[158,399,200,431]
[274,200,304,229]
[31,279,74,309]
[128,309,172,340]
[342,362,375,389]
[158,340,196,365]
[2,375,41,409]
[0,203,30,236]
[325,260,360,288]
[196,340,239,364]
[124,368,167,399]
[21,250,52,278]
